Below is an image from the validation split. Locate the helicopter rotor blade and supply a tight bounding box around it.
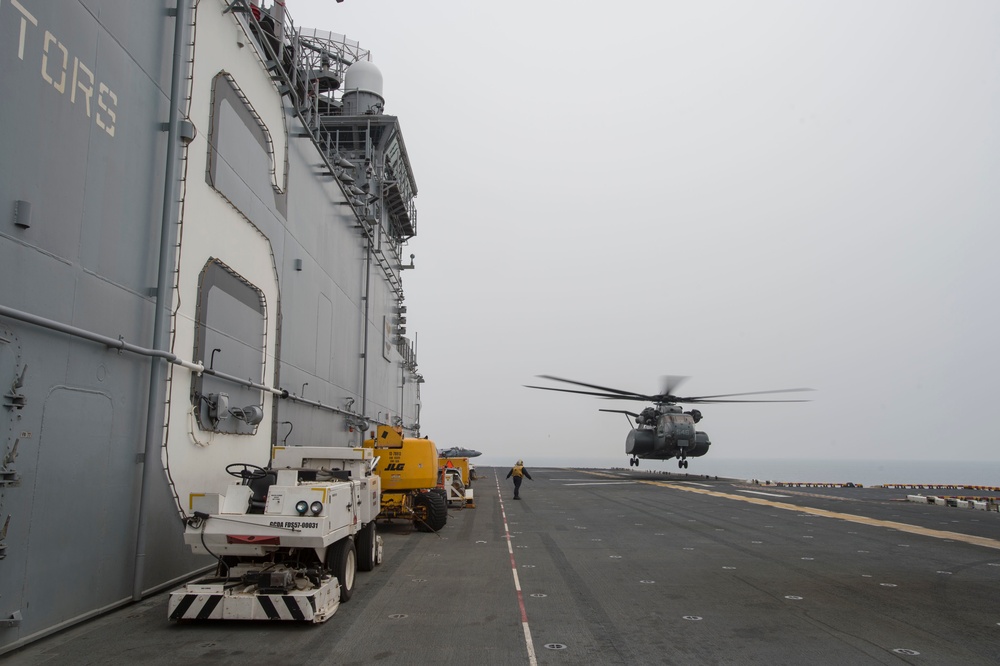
[528,375,815,406]
[523,384,649,401]
[679,387,815,401]
[681,398,813,404]
[533,375,651,401]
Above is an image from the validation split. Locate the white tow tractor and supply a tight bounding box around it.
[168,446,382,623]
[442,466,475,508]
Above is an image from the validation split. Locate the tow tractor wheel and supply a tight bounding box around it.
[356,522,378,572]
[326,538,357,602]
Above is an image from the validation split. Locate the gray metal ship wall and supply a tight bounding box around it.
[0,0,423,652]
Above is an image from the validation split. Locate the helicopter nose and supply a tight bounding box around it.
[675,423,695,438]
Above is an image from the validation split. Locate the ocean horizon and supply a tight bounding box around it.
[474,456,1000,488]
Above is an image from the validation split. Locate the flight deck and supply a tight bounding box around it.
[8,467,1000,665]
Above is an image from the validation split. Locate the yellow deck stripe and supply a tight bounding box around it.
[577,470,1000,551]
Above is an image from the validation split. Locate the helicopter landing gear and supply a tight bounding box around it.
[629,456,639,467]
[677,459,689,469]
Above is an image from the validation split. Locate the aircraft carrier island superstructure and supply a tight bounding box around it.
[0,0,423,652]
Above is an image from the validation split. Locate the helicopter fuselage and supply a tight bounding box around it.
[625,406,711,463]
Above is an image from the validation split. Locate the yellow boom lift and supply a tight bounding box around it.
[364,426,447,531]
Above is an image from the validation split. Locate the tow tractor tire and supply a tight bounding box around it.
[356,522,378,572]
[327,538,357,602]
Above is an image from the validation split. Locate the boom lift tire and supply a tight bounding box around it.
[356,522,378,572]
[327,538,357,602]
[414,491,448,532]
[413,493,433,532]
[427,490,448,530]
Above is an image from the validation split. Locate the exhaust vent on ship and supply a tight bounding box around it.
[342,60,384,116]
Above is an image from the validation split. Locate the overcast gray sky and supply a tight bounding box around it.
[291,0,1000,466]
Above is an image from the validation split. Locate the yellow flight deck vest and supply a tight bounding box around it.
[512,465,524,478]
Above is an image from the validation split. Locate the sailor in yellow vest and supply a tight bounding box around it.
[505,460,533,499]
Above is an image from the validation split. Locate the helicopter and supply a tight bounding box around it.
[525,375,813,468]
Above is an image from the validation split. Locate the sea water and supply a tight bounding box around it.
[478,456,1000,488]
